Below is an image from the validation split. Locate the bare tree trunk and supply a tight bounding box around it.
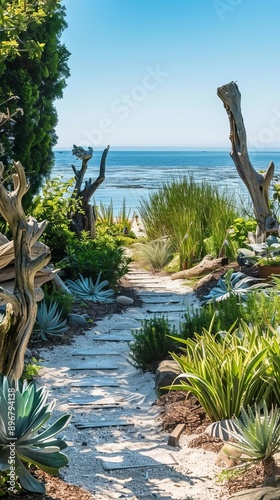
[217,82,279,242]
[0,161,51,379]
[70,145,110,238]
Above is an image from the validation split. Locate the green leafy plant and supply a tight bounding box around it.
[168,321,272,422]
[60,231,131,286]
[0,375,71,493]
[30,177,82,263]
[133,238,174,270]
[129,316,179,373]
[32,300,68,341]
[202,269,267,304]
[22,358,43,381]
[180,294,242,340]
[227,217,257,253]
[239,235,280,267]
[222,401,280,462]
[66,273,115,302]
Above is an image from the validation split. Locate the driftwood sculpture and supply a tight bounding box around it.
[70,144,110,238]
[0,160,51,379]
[217,82,279,242]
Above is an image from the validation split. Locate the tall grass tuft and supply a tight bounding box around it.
[133,238,174,270]
[139,177,238,268]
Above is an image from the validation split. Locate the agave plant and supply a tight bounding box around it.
[203,269,267,304]
[0,375,71,493]
[65,273,114,302]
[33,300,68,341]
[221,402,280,462]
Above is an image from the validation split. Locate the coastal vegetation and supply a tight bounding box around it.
[139,177,238,269]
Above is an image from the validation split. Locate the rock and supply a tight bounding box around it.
[82,314,90,320]
[228,486,280,499]
[67,314,88,326]
[264,476,280,487]
[155,359,181,393]
[116,295,134,306]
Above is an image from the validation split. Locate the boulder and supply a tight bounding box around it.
[67,314,88,326]
[155,359,181,393]
[228,486,280,499]
[116,295,134,306]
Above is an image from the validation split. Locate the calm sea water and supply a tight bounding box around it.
[52,149,280,214]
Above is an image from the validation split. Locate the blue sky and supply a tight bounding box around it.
[55,0,280,149]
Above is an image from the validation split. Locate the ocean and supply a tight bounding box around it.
[52,149,280,215]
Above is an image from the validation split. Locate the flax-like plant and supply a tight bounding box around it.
[222,402,280,462]
[167,321,272,422]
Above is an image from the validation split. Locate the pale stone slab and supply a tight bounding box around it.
[69,359,118,370]
[74,420,133,429]
[72,349,119,356]
[71,378,119,387]
[141,298,180,304]
[146,307,186,313]
[91,334,134,342]
[100,451,178,470]
[68,397,119,405]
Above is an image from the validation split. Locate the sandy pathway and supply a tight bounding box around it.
[37,266,227,500]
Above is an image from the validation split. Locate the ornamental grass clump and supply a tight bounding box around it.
[139,177,238,268]
[133,238,174,270]
[168,321,276,422]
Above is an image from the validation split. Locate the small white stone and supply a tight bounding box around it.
[116,295,134,305]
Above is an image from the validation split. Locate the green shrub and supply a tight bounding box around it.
[180,294,242,340]
[30,177,82,263]
[181,290,280,341]
[139,177,238,268]
[129,316,179,373]
[60,231,131,286]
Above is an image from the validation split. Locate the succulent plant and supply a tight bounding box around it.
[203,269,267,304]
[33,300,68,341]
[0,375,71,493]
[220,402,280,462]
[65,273,115,302]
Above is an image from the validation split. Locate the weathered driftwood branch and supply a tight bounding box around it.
[171,255,228,280]
[0,160,51,379]
[217,82,278,242]
[70,145,110,238]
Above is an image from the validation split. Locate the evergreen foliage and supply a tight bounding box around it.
[129,316,179,373]
[0,1,70,206]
